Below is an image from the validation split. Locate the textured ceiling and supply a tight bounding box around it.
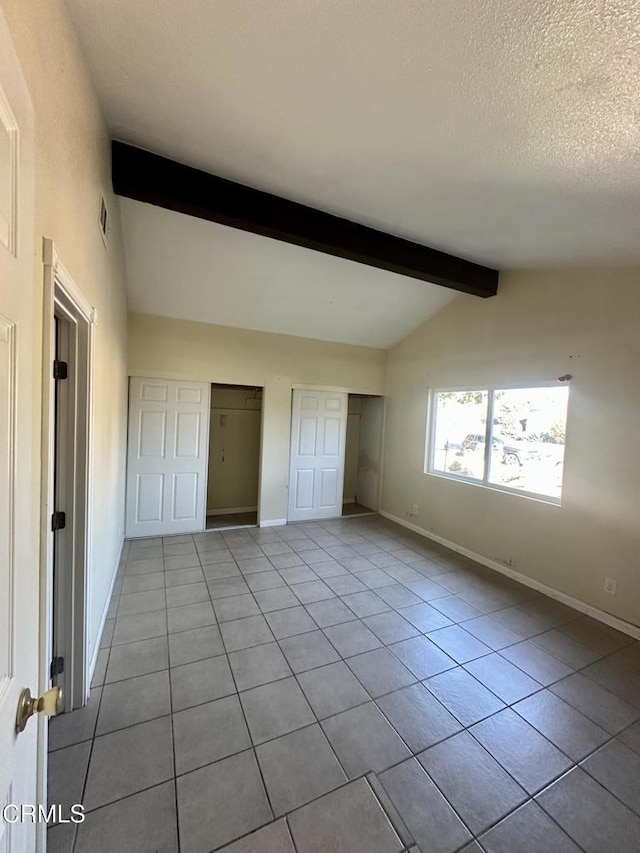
[66,0,640,267]
[66,0,640,346]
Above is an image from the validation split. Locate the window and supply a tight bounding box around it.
[427,384,569,502]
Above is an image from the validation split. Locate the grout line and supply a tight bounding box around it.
[56,519,640,853]
[65,572,119,853]
[166,598,182,853]
[202,557,278,824]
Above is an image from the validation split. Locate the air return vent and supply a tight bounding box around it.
[98,194,109,245]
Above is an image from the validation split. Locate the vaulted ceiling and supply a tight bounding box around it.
[66,0,640,346]
[119,198,460,348]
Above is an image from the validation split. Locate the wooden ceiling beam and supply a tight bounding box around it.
[112,141,498,297]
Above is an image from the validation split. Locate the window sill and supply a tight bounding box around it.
[424,470,562,507]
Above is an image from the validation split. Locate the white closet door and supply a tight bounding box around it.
[126,378,211,537]
[288,389,348,522]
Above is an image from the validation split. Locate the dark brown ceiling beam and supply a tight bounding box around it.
[111,141,498,297]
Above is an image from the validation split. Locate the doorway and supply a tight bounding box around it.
[343,395,384,515]
[42,243,95,714]
[206,384,263,529]
[51,314,73,708]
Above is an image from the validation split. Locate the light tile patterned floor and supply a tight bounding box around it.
[48,515,640,853]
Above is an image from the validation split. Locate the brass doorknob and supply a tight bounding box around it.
[15,686,62,733]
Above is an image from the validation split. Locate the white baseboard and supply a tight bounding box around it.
[207,505,258,516]
[87,534,124,696]
[379,510,640,641]
[260,518,287,528]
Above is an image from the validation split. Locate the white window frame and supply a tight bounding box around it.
[425,380,568,506]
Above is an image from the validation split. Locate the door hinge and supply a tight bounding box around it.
[53,360,68,380]
[50,656,65,679]
[51,510,66,531]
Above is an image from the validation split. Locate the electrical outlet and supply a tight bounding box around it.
[412,504,419,517]
[604,577,617,596]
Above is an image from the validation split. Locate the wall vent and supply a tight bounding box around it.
[98,194,109,245]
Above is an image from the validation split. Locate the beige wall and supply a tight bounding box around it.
[382,269,640,627]
[129,313,387,522]
[4,0,129,664]
[208,387,262,512]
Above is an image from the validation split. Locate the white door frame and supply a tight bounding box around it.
[207,384,264,521]
[40,237,96,730]
[354,395,386,512]
[376,395,387,511]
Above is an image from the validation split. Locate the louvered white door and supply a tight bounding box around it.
[126,378,211,537]
[288,390,348,522]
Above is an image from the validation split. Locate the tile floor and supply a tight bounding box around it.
[206,511,258,530]
[48,515,640,853]
[342,502,376,517]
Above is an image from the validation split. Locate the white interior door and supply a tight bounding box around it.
[0,9,39,852]
[288,390,348,522]
[126,378,211,538]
